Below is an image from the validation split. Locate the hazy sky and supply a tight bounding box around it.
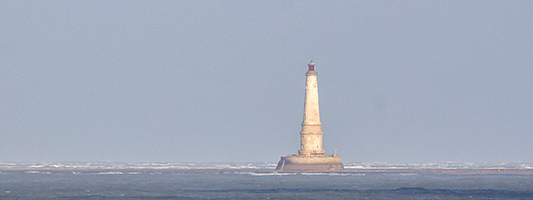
[1,1,532,163]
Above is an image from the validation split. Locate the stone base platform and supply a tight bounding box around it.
[276,155,343,172]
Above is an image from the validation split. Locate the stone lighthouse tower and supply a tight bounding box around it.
[299,61,325,156]
[276,61,343,172]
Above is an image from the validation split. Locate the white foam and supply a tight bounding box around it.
[2,162,532,171]
[97,172,123,174]
[247,172,298,176]
[299,173,364,176]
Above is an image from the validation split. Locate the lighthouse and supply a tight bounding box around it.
[276,61,343,172]
[299,61,325,156]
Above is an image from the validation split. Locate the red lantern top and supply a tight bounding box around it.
[308,61,315,71]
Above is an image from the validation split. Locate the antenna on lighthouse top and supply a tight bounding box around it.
[308,60,315,71]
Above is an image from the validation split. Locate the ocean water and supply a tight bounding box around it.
[1,172,532,199]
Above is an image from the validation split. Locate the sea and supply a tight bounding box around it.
[1,162,533,199]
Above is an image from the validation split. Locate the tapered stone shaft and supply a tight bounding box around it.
[298,61,325,156]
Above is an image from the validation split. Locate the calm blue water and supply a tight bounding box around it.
[1,172,532,199]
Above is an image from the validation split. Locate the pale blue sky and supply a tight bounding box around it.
[1,1,532,163]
